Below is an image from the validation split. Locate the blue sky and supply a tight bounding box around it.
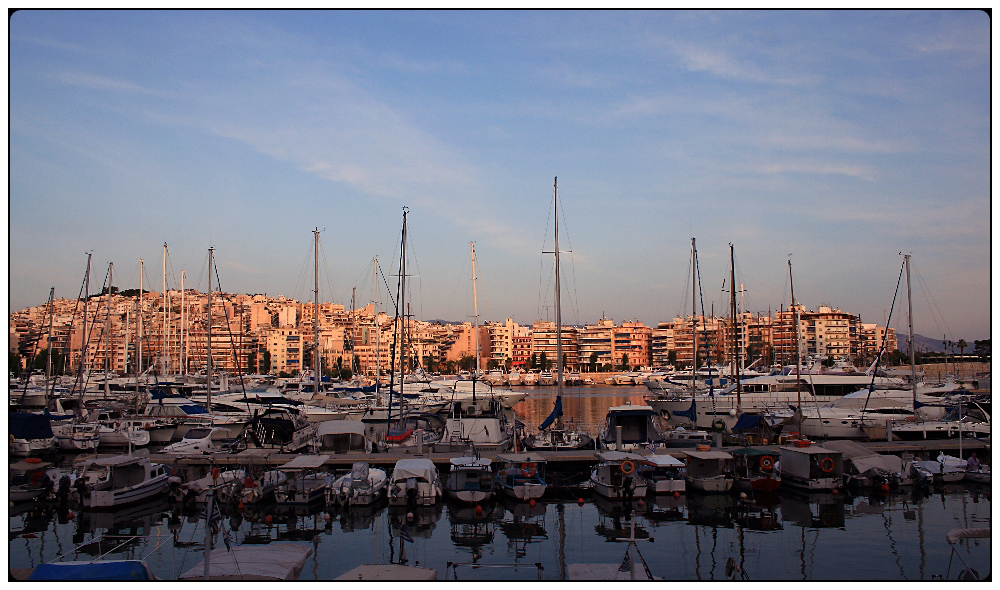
[9,10,992,341]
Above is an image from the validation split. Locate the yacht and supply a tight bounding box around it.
[74,455,171,508]
[597,404,667,451]
[445,453,495,503]
[387,458,442,507]
[590,451,649,499]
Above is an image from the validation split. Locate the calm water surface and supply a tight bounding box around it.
[9,387,992,581]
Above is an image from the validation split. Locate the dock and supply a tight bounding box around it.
[130,438,989,471]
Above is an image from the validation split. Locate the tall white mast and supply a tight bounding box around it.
[105,262,113,399]
[554,177,563,427]
[138,258,143,376]
[471,242,480,375]
[163,243,168,374]
[180,270,186,374]
[373,256,380,387]
[904,254,917,413]
[789,258,801,433]
[313,228,321,394]
[207,248,213,413]
[44,287,55,406]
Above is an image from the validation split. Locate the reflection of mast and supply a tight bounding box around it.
[557,504,566,580]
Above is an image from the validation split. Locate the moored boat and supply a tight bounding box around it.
[590,450,649,499]
[494,453,547,500]
[74,455,171,509]
[682,449,735,493]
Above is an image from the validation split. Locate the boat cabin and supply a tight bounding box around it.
[599,404,666,450]
[778,443,844,491]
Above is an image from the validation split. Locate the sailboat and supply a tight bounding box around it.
[525,178,593,451]
[436,242,514,452]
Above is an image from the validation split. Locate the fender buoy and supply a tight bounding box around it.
[521,462,537,478]
[620,460,636,475]
[819,457,835,473]
[821,511,836,527]
[212,467,220,480]
[760,456,775,471]
[713,420,726,431]
[26,457,42,464]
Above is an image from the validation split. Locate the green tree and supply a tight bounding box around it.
[32,348,64,372]
[10,352,23,376]
[957,339,968,359]
[459,355,476,372]
[540,352,549,372]
[261,349,272,374]
[589,352,598,373]
[339,368,353,380]
[487,359,499,371]
[530,354,537,370]
[620,353,629,371]
[667,349,677,366]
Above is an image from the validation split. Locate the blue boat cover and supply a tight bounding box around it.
[538,397,563,431]
[9,412,54,438]
[732,414,762,431]
[29,561,153,581]
[672,400,697,421]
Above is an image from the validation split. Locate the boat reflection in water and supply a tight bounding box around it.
[8,471,992,581]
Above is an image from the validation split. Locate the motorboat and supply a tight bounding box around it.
[664,427,715,448]
[237,407,317,453]
[494,453,547,501]
[729,448,781,493]
[589,451,649,499]
[435,398,514,453]
[162,426,235,455]
[777,443,843,491]
[174,467,247,504]
[387,458,442,507]
[317,419,380,453]
[682,449,735,493]
[10,458,56,503]
[329,462,388,507]
[274,455,331,506]
[74,455,171,509]
[240,470,288,505]
[445,453,494,503]
[821,439,904,490]
[640,454,686,494]
[598,404,667,450]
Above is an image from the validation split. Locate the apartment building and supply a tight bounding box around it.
[531,321,579,371]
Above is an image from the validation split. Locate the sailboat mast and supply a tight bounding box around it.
[180,270,186,374]
[314,228,321,395]
[691,238,697,390]
[45,287,55,407]
[163,243,168,374]
[207,247,213,413]
[904,254,917,413]
[471,242,480,402]
[789,258,801,433]
[373,256,380,392]
[79,253,91,387]
[138,258,143,376]
[730,244,741,412]
[105,262,113,400]
[554,177,563,428]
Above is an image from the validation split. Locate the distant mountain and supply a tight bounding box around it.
[896,333,965,354]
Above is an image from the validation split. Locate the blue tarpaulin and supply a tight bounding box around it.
[9,412,54,439]
[731,414,762,431]
[29,561,154,581]
[672,400,697,421]
[538,396,563,430]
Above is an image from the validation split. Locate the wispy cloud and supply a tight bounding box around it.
[55,71,159,95]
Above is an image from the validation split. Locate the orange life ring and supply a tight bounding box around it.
[819,457,835,473]
[521,462,537,478]
[621,460,636,475]
[760,456,775,471]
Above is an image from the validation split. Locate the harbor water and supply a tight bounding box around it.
[9,386,992,581]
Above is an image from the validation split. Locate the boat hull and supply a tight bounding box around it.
[89,474,170,509]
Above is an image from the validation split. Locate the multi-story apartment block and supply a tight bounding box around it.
[531,321,579,371]
[486,318,517,369]
[511,325,533,369]
[651,322,675,368]
[860,323,898,362]
[665,315,726,368]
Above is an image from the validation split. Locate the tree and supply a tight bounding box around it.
[10,352,23,375]
[957,339,968,359]
[459,355,476,372]
[261,349,271,374]
[530,354,537,370]
[540,352,549,372]
[667,349,677,366]
[487,359,499,371]
[620,353,629,371]
[974,339,990,360]
[589,352,598,373]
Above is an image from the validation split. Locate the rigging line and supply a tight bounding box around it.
[213,260,249,400]
[293,238,314,304]
[911,260,953,340]
[864,260,905,413]
[377,260,397,310]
